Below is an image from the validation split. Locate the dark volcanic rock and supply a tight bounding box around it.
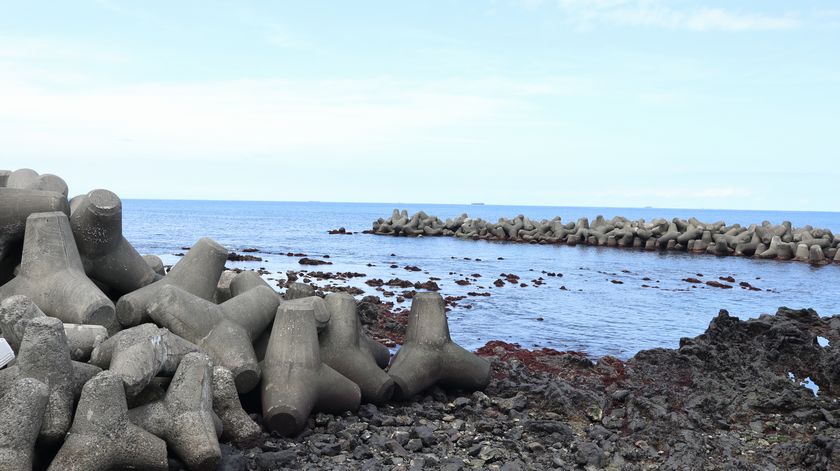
[170,305,839,470]
[299,257,332,266]
[227,252,263,262]
[413,280,440,291]
[385,278,414,288]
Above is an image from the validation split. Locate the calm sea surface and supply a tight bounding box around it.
[123,200,840,359]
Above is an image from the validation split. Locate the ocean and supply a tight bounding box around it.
[123,200,840,359]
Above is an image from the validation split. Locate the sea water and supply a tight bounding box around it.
[123,200,840,359]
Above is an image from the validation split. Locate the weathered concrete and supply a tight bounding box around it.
[387,292,491,399]
[214,270,238,303]
[89,323,200,396]
[0,295,108,361]
[254,295,332,363]
[0,188,68,264]
[262,304,361,436]
[142,254,166,276]
[0,212,116,332]
[69,189,156,296]
[128,352,220,471]
[229,270,275,297]
[0,359,102,406]
[212,366,262,448]
[62,324,108,361]
[48,371,168,471]
[147,284,279,393]
[285,281,316,300]
[0,377,48,471]
[4,169,68,198]
[116,237,227,327]
[362,331,392,370]
[13,317,76,445]
[321,293,394,403]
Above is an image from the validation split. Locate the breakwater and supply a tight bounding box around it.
[0,168,490,470]
[370,209,840,265]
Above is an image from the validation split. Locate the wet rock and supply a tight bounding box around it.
[299,257,332,266]
[227,252,263,262]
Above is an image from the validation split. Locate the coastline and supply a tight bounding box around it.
[218,302,839,470]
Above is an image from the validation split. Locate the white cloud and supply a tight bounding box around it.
[0,71,564,163]
[556,0,800,31]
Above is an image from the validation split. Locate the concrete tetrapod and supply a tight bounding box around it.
[89,323,202,396]
[0,188,68,265]
[0,295,108,361]
[128,352,220,471]
[387,292,491,400]
[4,169,68,197]
[69,189,156,296]
[143,254,166,276]
[212,366,262,448]
[48,371,168,471]
[147,284,279,393]
[321,293,394,403]
[0,212,116,332]
[0,358,101,407]
[224,270,285,363]
[12,317,76,446]
[262,304,361,437]
[116,237,228,327]
[285,281,316,300]
[254,295,332,363]
[0,377,48,471]
[214,270,238,303]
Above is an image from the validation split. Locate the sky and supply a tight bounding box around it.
[1,1,838,210]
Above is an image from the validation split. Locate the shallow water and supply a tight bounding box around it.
[123,200,840,359]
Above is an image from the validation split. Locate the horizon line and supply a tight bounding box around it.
[120,197,840,216]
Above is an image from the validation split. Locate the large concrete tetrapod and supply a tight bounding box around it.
[0,212,116,331]
[254,295,332,363]
[321,293,394,403]
[212,366,262,448]
[262,305,361,437]
[48,371,168,471]
[116,237,228,327]
[89,323,202,396]
[0,295,108,361]
[0,188,68,265]
[147,284,279,393]
[387,292,491,399]
[0,357,101,407]
[69,189,156,296]
[14,317,76,446]
[0,377,48,471]
[128,352,220,471]
[4,168,68,197]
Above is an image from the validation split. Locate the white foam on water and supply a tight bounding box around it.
[816,336,830,348]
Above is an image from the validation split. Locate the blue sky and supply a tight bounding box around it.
[1,1,838,210]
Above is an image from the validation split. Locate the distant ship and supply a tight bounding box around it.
[471,202,485,205]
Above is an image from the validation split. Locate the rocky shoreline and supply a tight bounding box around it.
[370,210,840,266]
[221,303,839,470]
[2,169,838,470]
